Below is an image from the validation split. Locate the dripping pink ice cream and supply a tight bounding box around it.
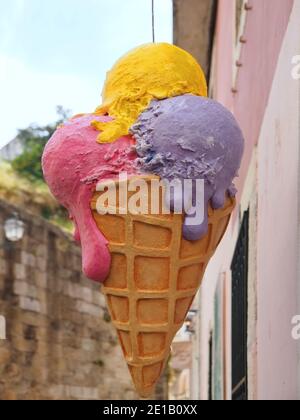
[42,114,138,283]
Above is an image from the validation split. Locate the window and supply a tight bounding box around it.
[231,210,249,401]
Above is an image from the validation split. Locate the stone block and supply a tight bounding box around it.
[93,292,106,307]
[1,390,17,400]
[0,258,7,275]
[19,296,41,313]
[65,386,99,400]
[21,312,48,328]
[14,281,38,298]
[81,338,96,352]
[36,245,47,259]
[81,287,93,303]
[21,251,36,267]
[76,301,101,318]
[35,271,47,288]
[0,347,10,365]
[14,264,26,280]
[48,385,65,399]
[13,335,36,353]
[37,257,47,272]
[63,283,94,304]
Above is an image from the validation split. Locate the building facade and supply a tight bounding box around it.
[174,0,300,400]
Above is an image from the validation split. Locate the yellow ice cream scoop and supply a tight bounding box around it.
[92,43,208,143]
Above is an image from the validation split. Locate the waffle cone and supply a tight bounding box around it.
[91,175,235,398]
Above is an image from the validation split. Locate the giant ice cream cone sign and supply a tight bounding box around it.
[42,44,244,398]
[91,176,235,397]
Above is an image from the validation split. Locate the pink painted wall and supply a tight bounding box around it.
[215,0,294,195]
[198,0,298,400]
[256,0,300,398]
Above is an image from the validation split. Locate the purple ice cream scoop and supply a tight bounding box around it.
[130,95,244,241]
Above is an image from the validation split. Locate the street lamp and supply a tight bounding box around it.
[4,213,25,242]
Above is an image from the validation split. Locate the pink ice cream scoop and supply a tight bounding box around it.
[42,114,138,283]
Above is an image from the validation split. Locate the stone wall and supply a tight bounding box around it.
[0,199,168,400]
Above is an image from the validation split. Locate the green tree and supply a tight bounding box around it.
[11,106,71,182]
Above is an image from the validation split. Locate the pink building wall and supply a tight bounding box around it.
[256,3,300,397]
[215,0,294,196]
[198,0,299,400]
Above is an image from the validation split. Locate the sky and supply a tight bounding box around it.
[0,0,173,149]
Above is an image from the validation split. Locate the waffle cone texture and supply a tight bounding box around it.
[91,176,235,398]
